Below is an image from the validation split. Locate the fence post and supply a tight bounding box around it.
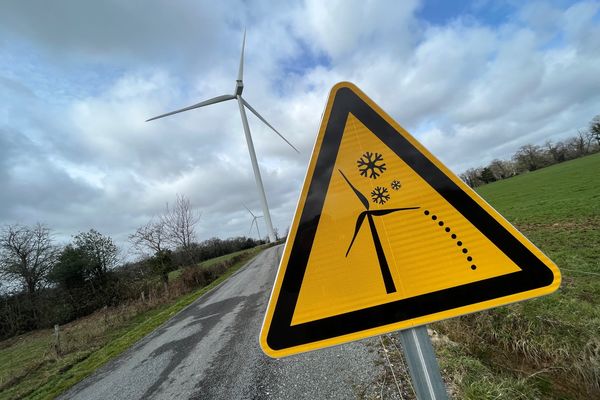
[54,324,61,357]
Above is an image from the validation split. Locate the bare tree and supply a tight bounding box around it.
[162,194,201,262]
[544,140,568,163]
[513,144,547,172]
[459,168,482,188]
[0,223,57,296]
[488,159,516,180]
[129,218,173,284]
[129,218,168,256]
[567,130,592,158]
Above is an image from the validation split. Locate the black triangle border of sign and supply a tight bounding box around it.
[266,86,555,351]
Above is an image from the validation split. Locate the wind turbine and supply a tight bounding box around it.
[146,32,298,242]
[244,204,263,241]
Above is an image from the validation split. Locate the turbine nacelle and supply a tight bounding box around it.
[235,80,244,96]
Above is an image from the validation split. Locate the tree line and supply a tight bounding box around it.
[0,195,266,340]
[459,115,600,187]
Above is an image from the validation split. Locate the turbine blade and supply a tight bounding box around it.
[146,94,235,122]
[243,204,255,218]
[237,29,246,82]
[339,169,369,210]
[249,219,255,235]
[369,207,420,216]
[346,211,368,257]
[241,98,300,153]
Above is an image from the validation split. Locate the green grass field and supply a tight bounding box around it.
[434,153,600,399]
[0,246,265,400]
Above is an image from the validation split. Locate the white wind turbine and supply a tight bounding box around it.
[244,204,263,241]
[147,32,298,242]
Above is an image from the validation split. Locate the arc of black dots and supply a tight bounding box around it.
[424,210,477,270]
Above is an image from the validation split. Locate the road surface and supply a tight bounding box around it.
[60,245,406,400]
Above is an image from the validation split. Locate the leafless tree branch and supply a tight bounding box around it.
[129,218,168,257]
[161,194,201,262]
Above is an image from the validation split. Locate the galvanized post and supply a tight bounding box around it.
[398,325,448,400]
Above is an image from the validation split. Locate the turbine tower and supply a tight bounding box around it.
[147,32,298,242]
[244,204,263,241]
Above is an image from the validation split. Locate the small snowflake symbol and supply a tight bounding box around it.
[371,186,390,204]
[357,152,386,179]
[391,180,401,190]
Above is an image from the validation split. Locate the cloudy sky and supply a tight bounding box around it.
[1,0,599,254]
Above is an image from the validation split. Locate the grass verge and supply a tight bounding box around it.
[0,246,265,400]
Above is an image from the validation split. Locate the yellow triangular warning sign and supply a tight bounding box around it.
[260,82,560,358]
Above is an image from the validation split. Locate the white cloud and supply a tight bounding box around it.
[294,0,419,62]
[1,1,599,254]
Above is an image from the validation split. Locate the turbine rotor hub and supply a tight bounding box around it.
[235,80,244,95]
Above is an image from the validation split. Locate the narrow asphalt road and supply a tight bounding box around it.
[60,245,400,400]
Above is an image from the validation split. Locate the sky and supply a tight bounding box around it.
[1,0,599,257]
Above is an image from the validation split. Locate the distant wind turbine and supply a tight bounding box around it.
[147,31,298,242]
[244,204,263,240]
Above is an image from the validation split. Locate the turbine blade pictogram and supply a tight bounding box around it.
[339,168,419,294]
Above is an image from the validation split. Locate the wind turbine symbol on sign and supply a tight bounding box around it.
[146,31,299,243]
[244,204,263,240]
[339,153,419,294]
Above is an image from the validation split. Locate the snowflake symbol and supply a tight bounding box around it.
[357,152,386,179]
[391,180,401,190]
[371,186,390,204]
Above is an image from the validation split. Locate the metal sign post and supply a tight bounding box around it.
[398,325,448,400]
